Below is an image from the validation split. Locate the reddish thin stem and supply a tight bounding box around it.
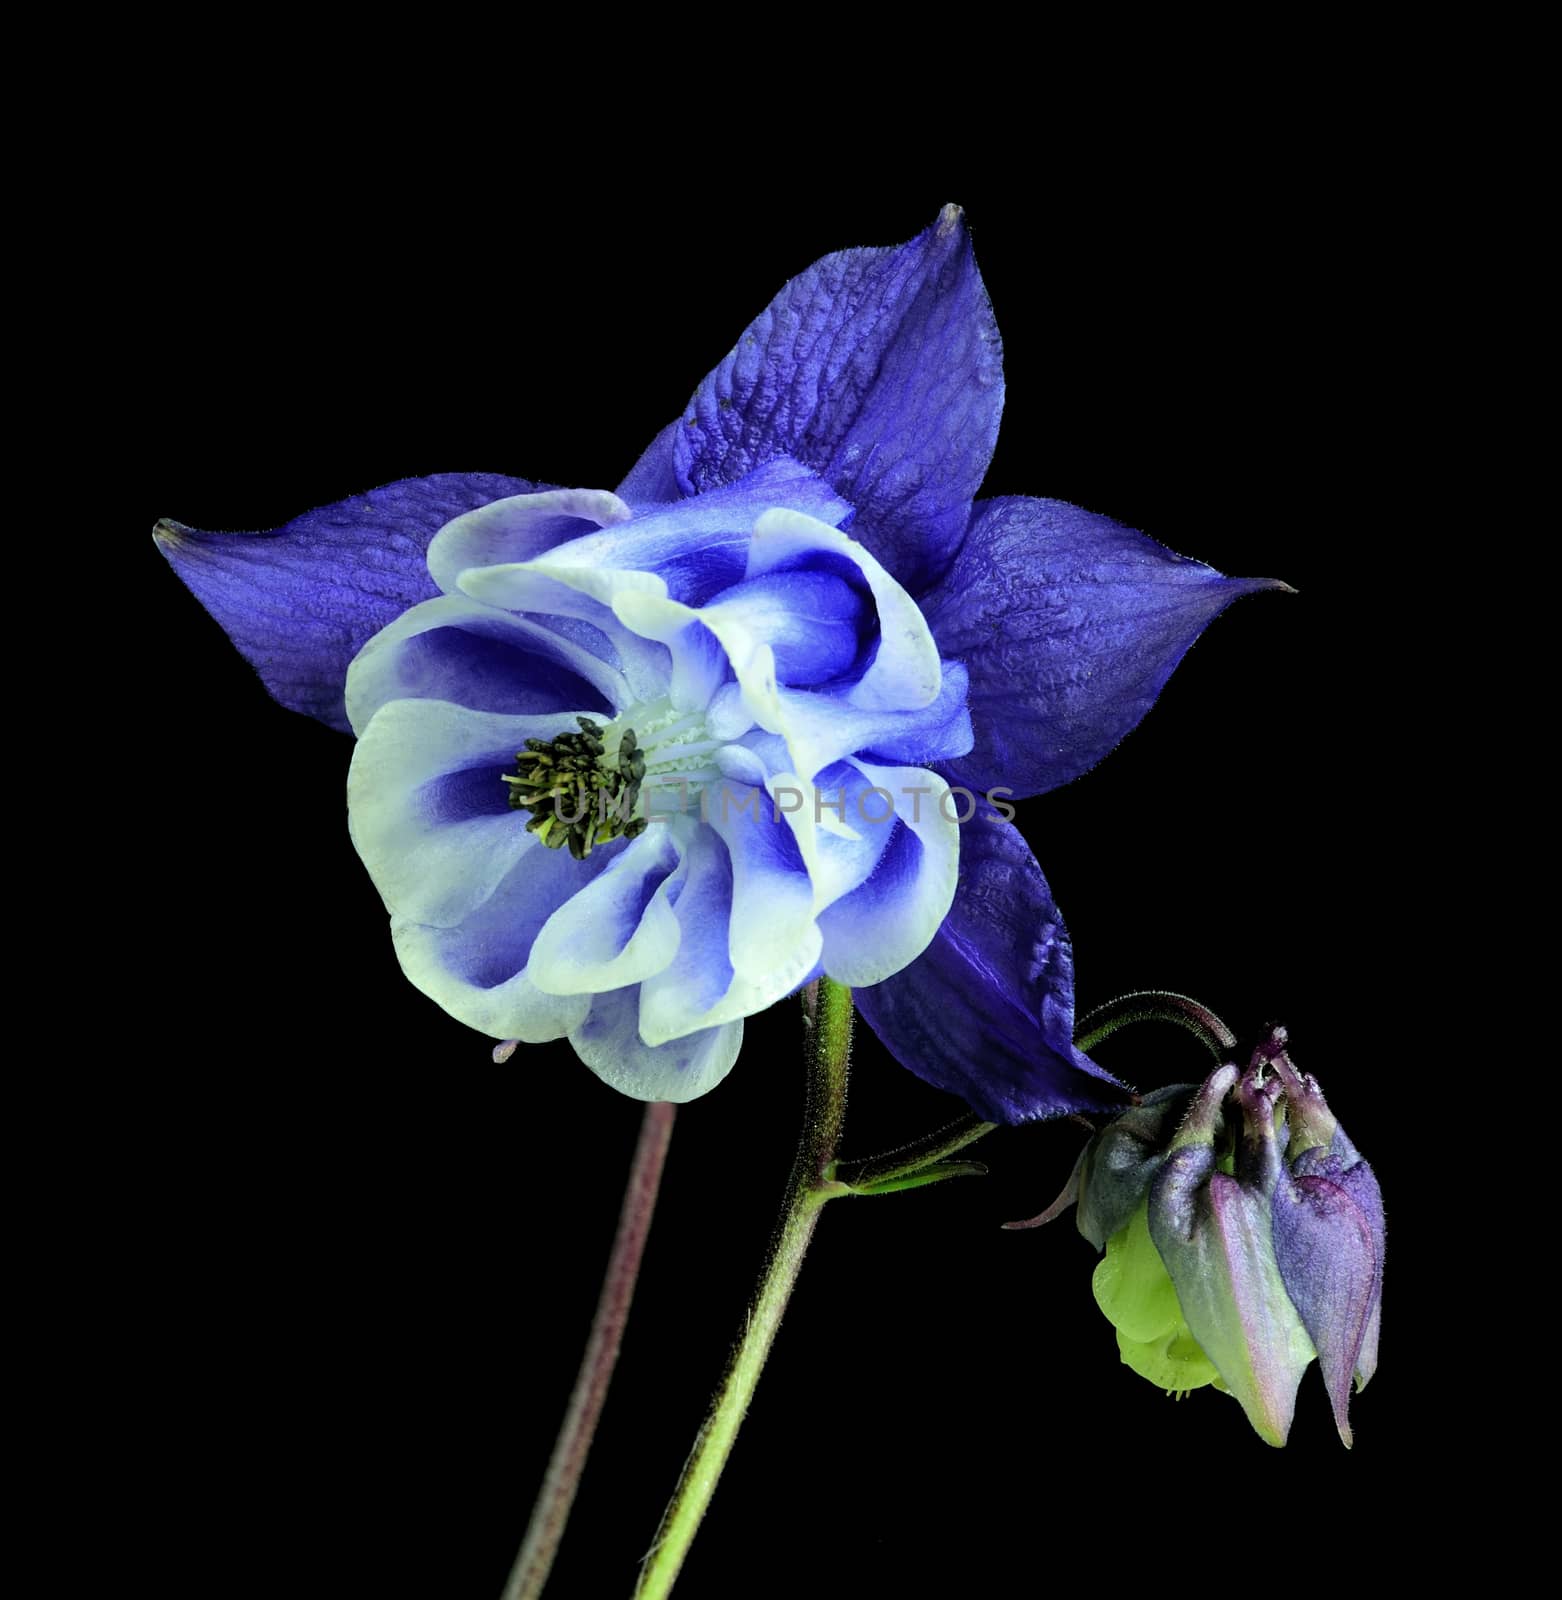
[502,1101,677,1600]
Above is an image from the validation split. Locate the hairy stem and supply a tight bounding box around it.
[1073,990,1237,1058]
[633,979,853,1599]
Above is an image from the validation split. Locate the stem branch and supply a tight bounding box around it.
[834,1111,996,1190]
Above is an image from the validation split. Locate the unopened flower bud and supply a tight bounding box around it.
[1014,1034,1383,1447]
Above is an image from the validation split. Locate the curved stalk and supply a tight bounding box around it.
[1073,990,1236,1058]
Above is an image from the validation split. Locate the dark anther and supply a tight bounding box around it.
[502,718,645,856]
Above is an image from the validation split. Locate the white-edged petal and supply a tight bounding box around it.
[348,700,579,928]
[345,592,631,734]
[570,987,743,1104]
[817,760,962,985]
[633,825,736,1040]
[388,844,615,1041]
[499,457,850,605]
[527,824,687,996]
[703,569,865,686]
[761,666,973,785]
[613,586,791,751]
[455,562,672,704]
[428,489,632,595]
[638,786,821,1045]
[748,508,942,710]
[605,590,731,714]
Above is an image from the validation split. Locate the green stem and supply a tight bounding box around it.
[1073,990,1236,1059]
[633,978,853,1599]
[502,1101,677,1600]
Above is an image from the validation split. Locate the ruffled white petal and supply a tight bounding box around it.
[747,509,942,710]
[638,789,820,1045]
[345,593,631,734]
[428,489,631,596]
[388,844,612,1041]
[496,458,849,604]
[816,760,962,985]
[570,987,743,1104]
[349,700,582,928]
[527,825,687,995]
[456,563,672,705]
[701,569,864,686]
[760,667,973,784]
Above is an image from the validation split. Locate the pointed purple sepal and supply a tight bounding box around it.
[674,205,1003,597]
[155,472,536,731]
[853,819,1129,1124]
[923,496,1289,799]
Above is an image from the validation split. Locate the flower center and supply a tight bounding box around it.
[503,716,647,859]
[501,702,727,857]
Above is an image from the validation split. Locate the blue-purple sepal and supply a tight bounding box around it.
[853,819,1130,1124]
[154,472,534,731]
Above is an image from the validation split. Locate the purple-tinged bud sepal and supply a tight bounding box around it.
[1075,1085,1195,1248]
[1267,1046,1384,1446]
[1013,1031,1384,1447]
[1149,1064,1317,1446]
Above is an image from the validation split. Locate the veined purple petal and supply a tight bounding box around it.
[674,206,1002,596]
[154,472,535,732]
[852,820,1129,1123]
[924,497,1287,799]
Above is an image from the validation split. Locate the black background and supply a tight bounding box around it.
[128,184,1427,1594]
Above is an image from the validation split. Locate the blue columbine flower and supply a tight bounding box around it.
[155,206,1279,1118]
